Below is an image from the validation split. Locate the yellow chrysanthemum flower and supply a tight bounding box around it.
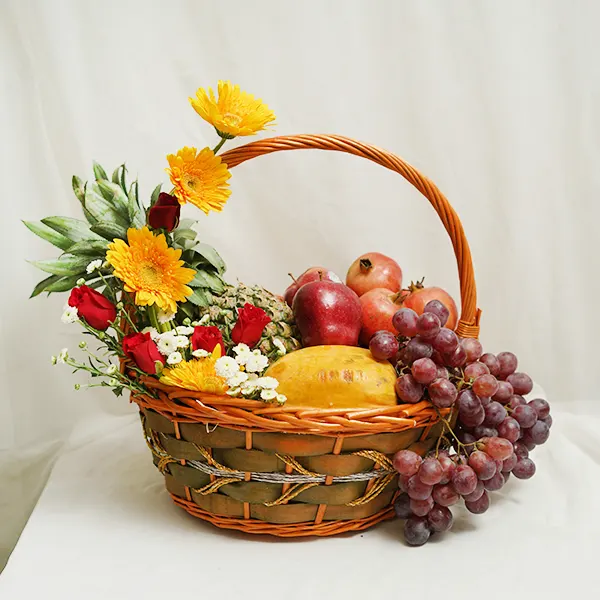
[189,81,276,138]
[166,146,231,214]
[159,346,229,394]
[106,227,195,313]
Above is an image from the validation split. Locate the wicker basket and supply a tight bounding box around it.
[131,134,481,537]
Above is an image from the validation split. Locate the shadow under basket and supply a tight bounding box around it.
[131,134,481,538]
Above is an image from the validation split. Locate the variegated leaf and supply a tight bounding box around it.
[23,220,73,251]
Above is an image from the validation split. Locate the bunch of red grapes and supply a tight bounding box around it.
[369,300,552,546]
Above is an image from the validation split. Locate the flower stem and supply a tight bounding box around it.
[212,137,227,154]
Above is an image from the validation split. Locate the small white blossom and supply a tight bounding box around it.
[58,348,69,363]
[108,378,119,386]
[157,309,176,324]
[142,326,160,341]
[198,315,210,325]
[215,356,240,379]
[157,333,178,356]
[86,259,103,274]
[233,343,251,355]
[76,278,86,286]
[174,335,190,349]
[273,338,287,355]
[105,364,118,375]
[227,371,249,388]
[241,386,257,396]
[116,302,124,310]
[61,306,79,324]
[276,394,287,405]
[226,388,241,396]
[254,377,279,390]
[167,351,183,365]
[192,349,210,358]
[176,326,195,336]
[260,389,278,401]
[245,351,269,374]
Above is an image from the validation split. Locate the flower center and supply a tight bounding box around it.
[140,264,161,287]
[223,112,242,127]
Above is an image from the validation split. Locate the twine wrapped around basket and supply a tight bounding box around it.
[130,134,481,537]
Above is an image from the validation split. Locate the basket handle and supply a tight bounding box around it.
[221,134,481,338]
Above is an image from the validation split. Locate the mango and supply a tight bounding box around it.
[264,345,398,409]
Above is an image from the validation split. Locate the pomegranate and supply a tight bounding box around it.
[346,252,403,297]
[359,287,404,345]
[401,280,459,330]
[284,267,342,307]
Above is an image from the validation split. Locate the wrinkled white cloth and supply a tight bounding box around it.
[1,398,599,599]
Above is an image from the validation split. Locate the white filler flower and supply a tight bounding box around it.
[175,326,195,336]
[245,351,269,374]
[227,371,249,389]
[260,389,278,401]
[157,309,176,324]
[254,377,279,390]
[157,333,178,356]
[192,349,210,358]
[86,259,103,274]
[174,335,190,349]
[61,305,79,324]
[167,352,183,365]
[215,356,240,379]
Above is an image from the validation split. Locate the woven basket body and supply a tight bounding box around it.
[131,135,480,537]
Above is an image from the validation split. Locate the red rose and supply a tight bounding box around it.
[148,192,181,232]
[191,326,225,354]
[122,332,165,374]
[231,303,271,348]
[68,285,117,330]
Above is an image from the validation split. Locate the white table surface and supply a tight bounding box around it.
[2,401,600,600]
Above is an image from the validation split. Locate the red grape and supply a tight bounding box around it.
[473,374,500,398]
[497,352,518,379]
[513,405,538,428]
[418,458,444,485]
[482,437,514,461]
[492,381,514,404]
[438,455,456,484]
[465,490,490,514]
[432,328,459,354]
[411,357,438,384]
[423,299,450,327]
[542,415,553,428]
[369,330,399,360]
[432,483,459,507]
[416,312,441,341]
[462,338,483,362]
[398,474,411,492]
[468,451,497,481]
[483,470,505,491]
[393,308,418,337]
[513,441,529,458]
[393,450,423,476]
[427,505,454,532]
[528,398,550,419]
[444,344,467,368]
[484,401,508,427]
[464,362,490,379]
[436,366,449,379]
[395,374,423,404]
[497,417,521,443]
[429,378,458,408]
[507,372,533,396]
[452,464,478,495]
[529,420,550,444]
[479,396,491,407]
[508,394,526,410]
[513,457,536,479]
[502,453,518,472]
[405,337,434,363]
[407,475,433,500]
[458,431,477,445]
[394,494,413,518]
[479,353,500,376]
[404,516,431,546]
[460,405,486,428]
[474,426,498,439]
[410,496,435,517]
[463,479,485,502]
[458,390,481,416]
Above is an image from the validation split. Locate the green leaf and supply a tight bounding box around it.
[30,274,61,298]
[150,184,162,208]
[178,218,197,230]
[72,175,86,203]
[128,180,145,228]
[90,221,128,241]
[187,288,211,307]
[93,161,108,180]
[189,270,225,293]
[41,217,105,243]
[179,302,196,319]
[84,183,129,227]
[44,274,84,293]
[23,220,73,251]
[96,179,129,217]
[194,243,226,275]
[173,228,197,242]
[29,255,90,276]
[65,240,109,256]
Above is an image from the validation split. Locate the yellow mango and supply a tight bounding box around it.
[264,345,398,409]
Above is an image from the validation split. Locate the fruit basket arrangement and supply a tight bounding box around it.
[25,82,552,546]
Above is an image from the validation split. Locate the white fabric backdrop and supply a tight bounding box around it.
[1,0,599,572]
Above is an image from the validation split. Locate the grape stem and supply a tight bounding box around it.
[434,408,479,462]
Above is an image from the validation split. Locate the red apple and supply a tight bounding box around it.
[292,281,361,347]
[359,287,404,345]
[284,267,342,307]
[346,252,403,297]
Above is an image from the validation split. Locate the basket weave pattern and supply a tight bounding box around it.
[131,134,480,536]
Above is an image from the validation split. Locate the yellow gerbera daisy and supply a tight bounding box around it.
[189,81,276,138]
[106,227,195,313]
[160,346,229,394]
[166,146,231,214]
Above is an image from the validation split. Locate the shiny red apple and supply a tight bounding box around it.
[292,281,361,347]
[284,267,342,307]
[359,287,404,345]
[346,252,403,297]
